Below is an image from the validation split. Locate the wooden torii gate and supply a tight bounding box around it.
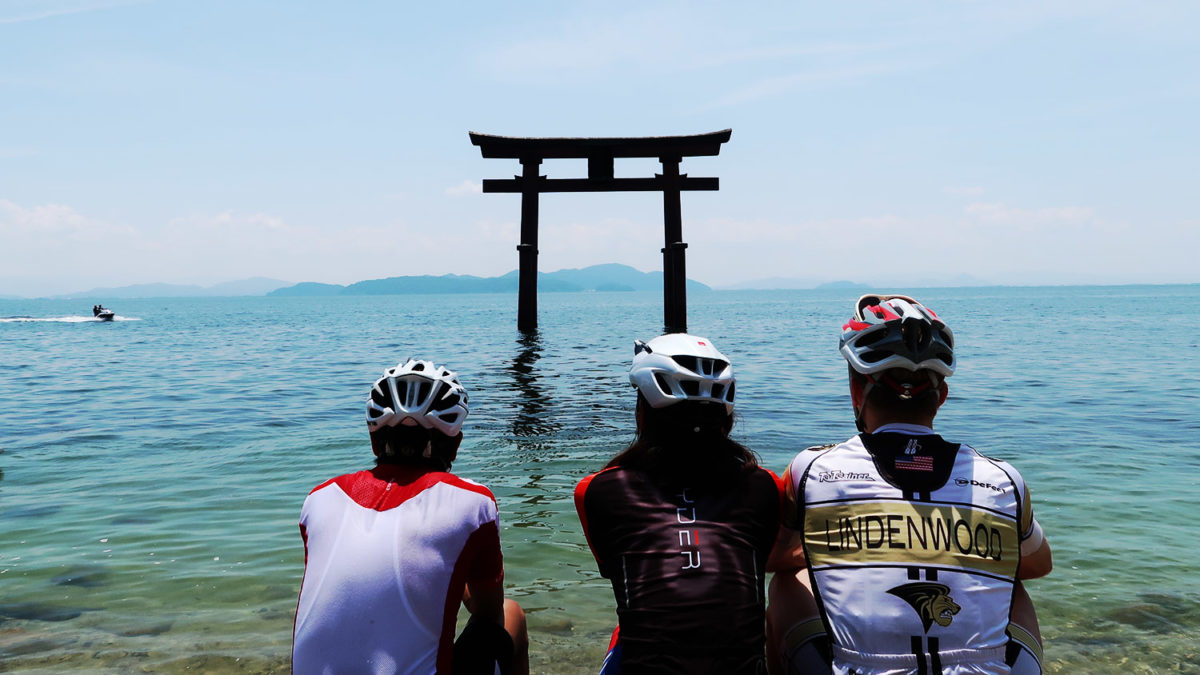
[470,129,731,333]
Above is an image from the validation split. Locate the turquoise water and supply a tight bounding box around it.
[1,287,1198,673]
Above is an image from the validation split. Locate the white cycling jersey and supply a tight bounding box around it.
[784,424,1045,675]
[292,464,503,675]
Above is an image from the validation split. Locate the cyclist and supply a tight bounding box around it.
[293,359,529,674]
[575,334,784,674]
[769,295,1051,675]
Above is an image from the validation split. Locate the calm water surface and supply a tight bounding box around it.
[1,287,1198,673]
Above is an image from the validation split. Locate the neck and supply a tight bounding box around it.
[860,409,936,433]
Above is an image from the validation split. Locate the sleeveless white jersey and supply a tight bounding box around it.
[292,464,503,675]
[785,425,1043,675]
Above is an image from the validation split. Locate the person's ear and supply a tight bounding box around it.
[850,377,867,409]
[448,432,463,464]
[369,432,386,458]
[937,381,949,407]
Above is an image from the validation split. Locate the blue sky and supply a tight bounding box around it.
[2,1,1197,295]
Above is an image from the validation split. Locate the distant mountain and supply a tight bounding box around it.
[815,280,871,290]
[716,276,828,290]
[718,274,993,290]
[207,277,295,295]
[54,277,292,299]
[270,282,344,297]
[269,264,711,297]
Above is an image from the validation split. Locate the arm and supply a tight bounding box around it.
[462,580,505,624]
[1016,478,1052,579]
[459,513,506,623]
[765,464,807,573]
[766,526,807,573]
[1018,535,1052,579]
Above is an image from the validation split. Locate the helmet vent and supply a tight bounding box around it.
[672,355,699,373]
[726,382,736,402]
[406,380,432,407]
[711,383,725,400]
[670,355,729,377]
[431,389,463,412]
[680,380,700,397]
[902,320,931,352]
[653,372,672,396]
[857,330,886,347]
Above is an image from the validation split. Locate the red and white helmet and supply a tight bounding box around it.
[366,359,470,436]
[840,295,955,377]
[629,333,735,413]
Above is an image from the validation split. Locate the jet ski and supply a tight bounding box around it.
[93,305,115,321]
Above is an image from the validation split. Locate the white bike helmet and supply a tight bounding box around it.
[839,295,955,377]
[629,333,735,413]
[366,359,469,436]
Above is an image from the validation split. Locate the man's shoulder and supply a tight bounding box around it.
[434,470,498,502]
[308,470,364,496]
[788,439,855,468]
[958,444,1028,480]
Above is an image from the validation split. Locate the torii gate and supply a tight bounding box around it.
[470,130,731,333]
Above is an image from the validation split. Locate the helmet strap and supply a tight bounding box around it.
[853,377,874,432]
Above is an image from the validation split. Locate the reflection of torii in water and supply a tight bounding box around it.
[507,331,560,456]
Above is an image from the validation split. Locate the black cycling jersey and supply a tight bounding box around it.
[575,465,781,675]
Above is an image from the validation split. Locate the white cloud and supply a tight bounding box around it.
[0,0,143,24]
[704,60,920,109]
[444,180,482,197]
[963,202,1094,225]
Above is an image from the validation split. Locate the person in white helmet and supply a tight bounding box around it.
[767,295,1052,675]
[574,333,786,674]
[292,359,529,675]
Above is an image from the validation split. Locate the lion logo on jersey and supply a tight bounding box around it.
[887,582,961,632]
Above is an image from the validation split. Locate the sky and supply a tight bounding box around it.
[2,1,1197,296]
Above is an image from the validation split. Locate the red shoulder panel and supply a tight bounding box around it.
[323,465,496,512]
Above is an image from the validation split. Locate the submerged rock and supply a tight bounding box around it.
[0,505,60,519]
[0,602,85,623]
[1105,603,1186,633]
[52,565,110,588]
[117,621,174,637]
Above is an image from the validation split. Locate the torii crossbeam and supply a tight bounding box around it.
[470,129,731,333]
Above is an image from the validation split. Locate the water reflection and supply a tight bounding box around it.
[508,331,561,457]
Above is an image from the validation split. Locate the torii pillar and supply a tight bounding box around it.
[470,130,731,333]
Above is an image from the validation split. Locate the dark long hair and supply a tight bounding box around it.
[606,393,759,488]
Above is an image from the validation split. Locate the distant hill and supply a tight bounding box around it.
[270,282,344,297]
[815,280,871,290]
[717,274,993,290]
[269,264,711,297]
[53,277,292,299]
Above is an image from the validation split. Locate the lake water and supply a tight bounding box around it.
[2,287,1198,673]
